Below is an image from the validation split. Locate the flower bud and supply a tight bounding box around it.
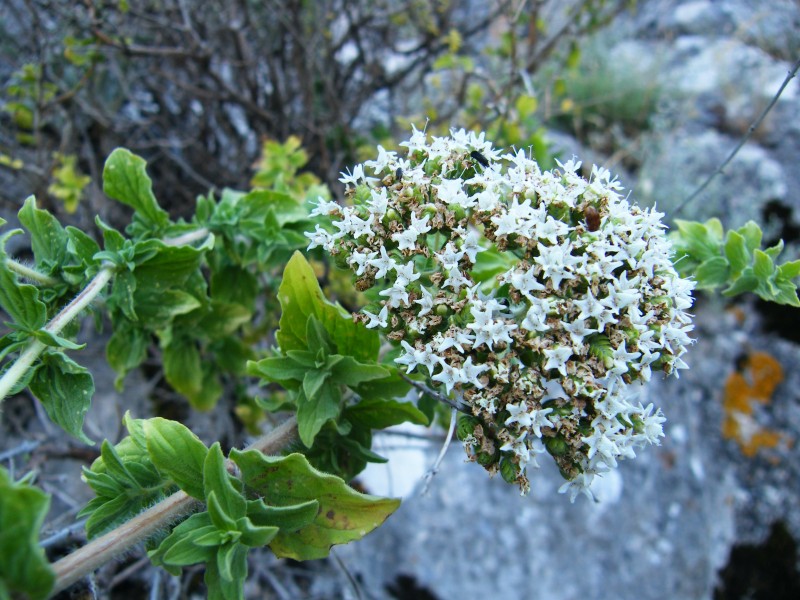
[499,457,518,484]
[477,451,496,467]
[545,435,569,456]
[456,416,480,441]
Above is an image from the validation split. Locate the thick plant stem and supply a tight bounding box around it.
[0,265,115,402]
[49,416,298,596]
[50,491,198,595]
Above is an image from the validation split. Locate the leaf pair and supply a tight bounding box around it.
[249,314,389,446]
[249,251,390,447]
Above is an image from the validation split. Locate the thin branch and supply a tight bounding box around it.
[398,372,470,414]
[0,439,41,462]
[420,407,458,495]
[50,416,298,595]
[673,58,800,218]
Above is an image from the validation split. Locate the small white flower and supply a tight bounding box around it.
[363,306,388,329]
[348,249,377,276]
[435,179,474,208]
[460,356,488,387]
[364,145,397,173]
[543,346,572,376]
[379,282,410,308]
[339,164,369,186]
[432,359,460,394]
[305,225,335,251]
[416,286,434,316]
[368,246,396,278]
[308,196,339,218]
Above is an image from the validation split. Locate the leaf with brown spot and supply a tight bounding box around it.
[230,449,400,560]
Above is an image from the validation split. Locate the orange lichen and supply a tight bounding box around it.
[721,351,786,456]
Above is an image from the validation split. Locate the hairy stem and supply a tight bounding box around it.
[49,416,298,595]
[5,258,60,286]
[0,265,115,402]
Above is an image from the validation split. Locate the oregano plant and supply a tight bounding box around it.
[0,128,798,599]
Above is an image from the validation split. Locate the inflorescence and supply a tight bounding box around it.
[306,127,694,500]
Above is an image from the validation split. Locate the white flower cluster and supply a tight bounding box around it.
[306,127,695,500]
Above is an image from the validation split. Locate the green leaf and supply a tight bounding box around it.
[102,148,169,228]
[109,269,137,321]
[216,542,240,582]
[187,366,224,411]
[350,367,412,401]
[276,252,378,362]
[737,220,763,252]
[163,337,202,399]
[247,355,309,386]
[245,498,318,531]
[328,356,389,388]
[204,443,246,522]
[777,260,800,281]
[752,249,775,280]
[207,492,240,535]
[210,265,258,307]
[82,493,138,538]
[694,256,730,289]
[723,269,759,296]
[296,385,341,447]
[32,329,86,350]
[673,219,722,262]
[0,467,54,600]
[106,322,148,387]
[231,450,400,560]
[18,196,67,270]
[302,369,330,402]
[98,440,140,489]
[723,230,750,276]
[150,512,216,572]
[204,543,248,600]
[0,259,47,331]
[471,246,516,282]
[305,315,333,356]
[764,239,784,260]
[28,352,94,444]
[770,279,800,306]
[235,516,279,548]
[144,418,208,499]
[344,397,430,430]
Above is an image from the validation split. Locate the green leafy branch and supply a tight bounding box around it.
[52,414,398,598]
[670,218,800,306]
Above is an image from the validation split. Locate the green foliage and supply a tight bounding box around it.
[48,153,91,214]
[80,413,399,599]
[0,467,55,600]
[246,252,425,481]
[250,136,330,204]
[671,218,800,306]
[231,449,400,560]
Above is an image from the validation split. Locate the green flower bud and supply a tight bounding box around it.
[456,416,480,441]
[499,457,518,484]
[477,451,496,467]
[545,435,568,456]
[334,253,349,269]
